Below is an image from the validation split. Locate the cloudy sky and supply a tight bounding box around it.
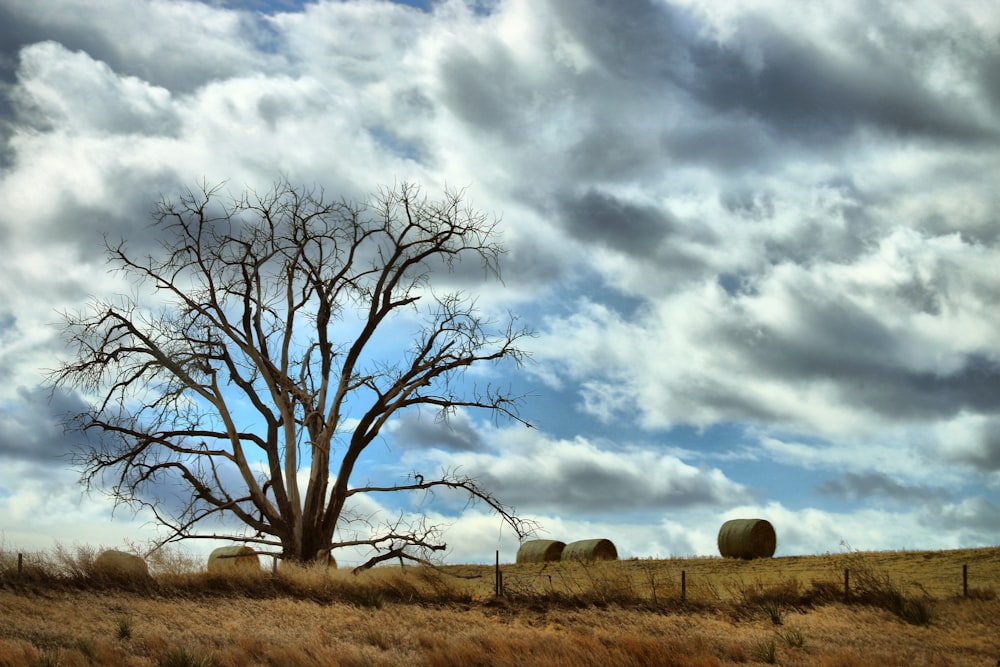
[1,0,999,567]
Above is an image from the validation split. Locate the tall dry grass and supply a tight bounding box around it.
[1,544,998,666]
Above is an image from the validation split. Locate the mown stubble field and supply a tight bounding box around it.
[1,546,998,666]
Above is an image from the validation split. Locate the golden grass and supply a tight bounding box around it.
[1,545,998,666]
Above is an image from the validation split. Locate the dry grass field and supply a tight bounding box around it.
[1,545,998,666]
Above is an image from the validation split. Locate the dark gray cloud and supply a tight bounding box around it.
[817,472,951,505]
[437,0,999,192]
[659,118,780,174]
[478,457,739,515]
[687,21,997,145]
[675,379,788,427]
[438,44,522,139]
[551,0,999,144]
[981,50,1000,110]
[388,409,486,452]
[941,420,1000,473]
[719,189,776,223]
[865,356,1000,420]
[50,196,172,257]
[0,311,22,381]
[924,496,1000,536]
[749,299,905,381]
[562,121,675,183]
[0,385,87,468]
[503,235,574,288]
[462,440,749,515]
[547,0,698,83]
[556,189,675,258]
[741,300,1000,422]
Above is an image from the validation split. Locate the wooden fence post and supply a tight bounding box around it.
[844,568,850,600]
[963,564,968,598]
[17,553,23,579]
[681,570,686,603]
[495,550,501,597]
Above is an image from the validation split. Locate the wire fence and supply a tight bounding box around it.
[0,550,45,578]
[494,551,1000,604]
[496,565,993,603]
[3,546,996,604]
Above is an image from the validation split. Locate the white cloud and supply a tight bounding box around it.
[403,425,750,517]
[2,0,279,90]
[534,225,1000,441]
[1,0,998,563]
[13,41,175,135]
[0,461,160,554]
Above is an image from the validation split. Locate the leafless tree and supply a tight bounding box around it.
[52,180,535,567]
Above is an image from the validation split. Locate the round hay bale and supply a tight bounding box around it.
[93,550,149,578]
[561,539,618,562]
[207,545,260,573]
[516,540,566,563]
[717,518,776,559]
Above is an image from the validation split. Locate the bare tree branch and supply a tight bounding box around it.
[50,180,534,564]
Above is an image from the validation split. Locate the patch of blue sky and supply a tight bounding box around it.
[389,0,432,10]
[532,269,649,323]
[729,457,841,509]
[202,0,312,14]
[716,271,759,297]
[388,0,495,13]
[0,312,15,334]
[367,126,423,163]
[204,0,432,14]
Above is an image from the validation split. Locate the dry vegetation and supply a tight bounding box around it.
[1,545,999,666]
